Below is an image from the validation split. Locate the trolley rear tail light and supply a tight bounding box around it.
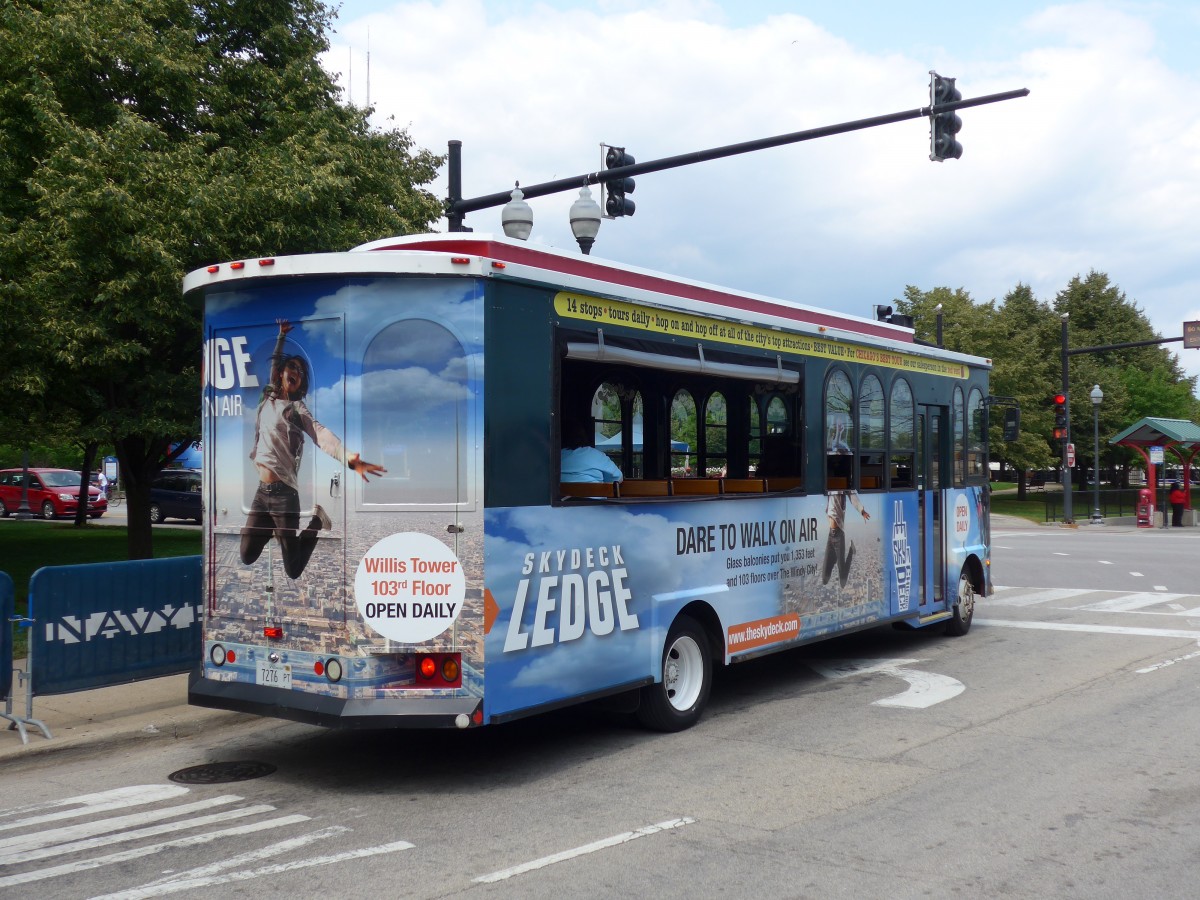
[414,653,462,688]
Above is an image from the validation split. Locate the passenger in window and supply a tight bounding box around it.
[560,421,624,484]
[240,319,385,579]
[822,489,870,589]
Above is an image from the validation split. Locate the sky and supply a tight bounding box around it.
[320,0,1200,391]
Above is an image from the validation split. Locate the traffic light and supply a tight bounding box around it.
[603,146,636,217]
[929,73,963,162]
[1052,393,1068,440]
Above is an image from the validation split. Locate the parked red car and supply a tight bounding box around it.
[0,468,108,519]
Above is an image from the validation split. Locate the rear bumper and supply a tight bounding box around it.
[188,669,483,729]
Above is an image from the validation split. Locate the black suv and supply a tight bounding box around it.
[149,470,202,523]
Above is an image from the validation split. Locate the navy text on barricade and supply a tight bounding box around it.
[30,557,202,696]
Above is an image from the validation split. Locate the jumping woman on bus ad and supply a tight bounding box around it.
[240,319,385,579]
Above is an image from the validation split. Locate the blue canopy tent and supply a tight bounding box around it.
[595,426,688,453]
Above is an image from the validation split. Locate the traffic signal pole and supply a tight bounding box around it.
[1060,315,1074,524]
[445,87,1029,231]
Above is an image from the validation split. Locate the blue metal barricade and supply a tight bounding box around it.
[29,556,202,696]
[1,571,11,703]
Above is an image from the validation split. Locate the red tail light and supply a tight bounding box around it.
[263,626,283,640]
[414,653,462,688]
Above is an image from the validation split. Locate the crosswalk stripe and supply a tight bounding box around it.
[1074,592,1191,612]
[0,786,189,832]
[988,587,1099,606]
[0,815,312,889]
[117,824,351,891]
[0,804,279,867]
[0,795,243,855]
[92,838,415,899]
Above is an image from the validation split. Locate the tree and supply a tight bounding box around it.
[1054,272,1197,485]
[0,0,443,557]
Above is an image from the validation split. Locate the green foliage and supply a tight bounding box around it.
[897,272,1197,490]
[0,0,443,558]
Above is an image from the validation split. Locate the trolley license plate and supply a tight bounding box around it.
[256,661,292,689]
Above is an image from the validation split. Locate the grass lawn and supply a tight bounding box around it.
[2,522,201,655]
[989,494,1050,523]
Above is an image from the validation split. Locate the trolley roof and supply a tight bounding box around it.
[184,232,990,370]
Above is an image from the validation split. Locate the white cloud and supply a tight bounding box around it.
[325,0,1200,388]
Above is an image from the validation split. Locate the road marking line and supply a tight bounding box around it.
[1137,649,1200,673]
[1131,571,1144,577]
[1075,593,1190,612]
[113,825,351,890]
[1099,560,1113,565]
[1154,585,1168,591]
[91,837,413,900]
[0,815,311,888]
[0,786,189,831]
[987,587,1098,607]
[0,804,278,867]
[0,795,244,854]
[810,658,964,708]
[473,817,695,884]
[977,619,1200,640]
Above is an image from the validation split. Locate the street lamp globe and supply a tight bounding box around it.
[569,184,602,255]
[500,184,533,241]
[1090,384,1103,406]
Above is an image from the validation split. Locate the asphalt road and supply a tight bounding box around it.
[4,520,1200,899]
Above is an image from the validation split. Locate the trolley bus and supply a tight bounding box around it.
[186,233,991,732]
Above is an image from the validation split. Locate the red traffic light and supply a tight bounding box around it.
[1053,393,1066,405]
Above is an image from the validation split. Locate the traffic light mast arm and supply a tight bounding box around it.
[446,87,1030,228]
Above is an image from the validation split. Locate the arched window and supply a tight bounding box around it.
[967,387,985,481]
[953,386,966,487]
[858,374,885,490]
[752,393,793,476]
[825,370,854,489]
[889,379,914,489]
[703,391,728,477]
[591,381,625,475]
[670,389,696,476]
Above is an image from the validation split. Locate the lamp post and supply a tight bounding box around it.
[1090,384,1103,524]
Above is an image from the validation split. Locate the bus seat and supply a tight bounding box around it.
[721,478,766,494]
[670,478,721,496]
[860,475,882,489]
[766,477,804,492]
[560,482,616,499]
[617,479,671,497]
[825,477,849,490]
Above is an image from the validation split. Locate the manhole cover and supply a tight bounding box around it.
[168,761,277,784]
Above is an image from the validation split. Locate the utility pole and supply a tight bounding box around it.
[1060,314,1073,524]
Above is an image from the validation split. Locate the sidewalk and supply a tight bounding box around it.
[1,669,252,762]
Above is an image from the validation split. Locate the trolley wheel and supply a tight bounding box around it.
[946,568,976,636]
[636,616,712,732]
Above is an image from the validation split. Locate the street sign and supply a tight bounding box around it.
[1185,321,1200,350]
[1066,443,1075,467]
[1150,445,1165,466]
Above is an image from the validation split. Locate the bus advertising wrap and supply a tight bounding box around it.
[483,485,987,719]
